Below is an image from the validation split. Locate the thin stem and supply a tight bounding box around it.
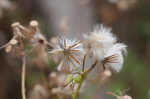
[82,54,87,72]
[0,35,17,50]
[21,56,26,99]
[72,60,98,99]
[72,76,83,99]
[86,60,98,75]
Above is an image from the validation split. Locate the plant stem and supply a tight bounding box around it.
[21,56,26,99]
[72,60,98,99]
[82,54,87,72]
[86,60,98,75]
[73,76,83,99]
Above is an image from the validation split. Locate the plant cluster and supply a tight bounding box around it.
[0,20,131,99]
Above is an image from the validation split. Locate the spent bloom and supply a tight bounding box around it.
[102,43,127,72]
[84,25,116,61]
[50,36,84,71]
[84,25,127,72]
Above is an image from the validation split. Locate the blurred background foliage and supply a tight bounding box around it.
[0,0,150,99]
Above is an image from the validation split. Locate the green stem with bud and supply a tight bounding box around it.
[72,75,83,99]
[72,60,98,99]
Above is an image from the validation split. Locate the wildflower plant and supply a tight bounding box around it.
[50,25,127,98]
[0,20,50,99]
[0,20,129,99]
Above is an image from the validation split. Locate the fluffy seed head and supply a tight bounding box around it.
[103,43,127,72]
[84,25,117,61]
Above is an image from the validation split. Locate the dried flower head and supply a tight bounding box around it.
[30,20,39,27]
[84,25,127,72]
[9,39,18,45]
[5,45,12,53]
[84,25,116,61]
[102,43,127,72]
[50,37,84,71]
[0,20,50,62]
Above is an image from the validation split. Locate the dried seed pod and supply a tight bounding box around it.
[29,20,39,36]
[30,20,39,27]
[10,39,18,45]
[5,45,12,53]
[11,22,20,28]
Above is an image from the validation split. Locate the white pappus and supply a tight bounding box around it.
[84,25,127,72]
[84,25,117,62]
[50,36,84,71]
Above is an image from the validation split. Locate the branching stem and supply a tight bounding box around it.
[86,60,98,75]
[72,75,83,99]
[72,60,98,99]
